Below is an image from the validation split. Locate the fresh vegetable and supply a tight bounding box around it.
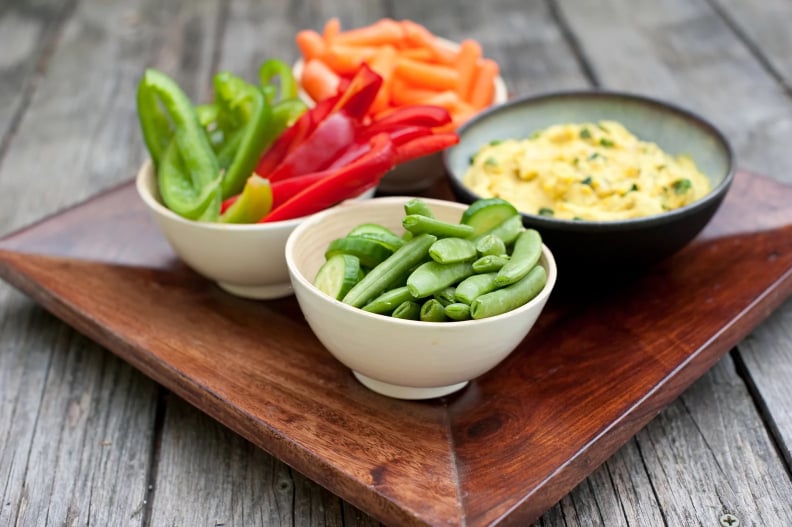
[137,69,222,221]
[470,265,547,319]
[402,214,474,238]
[257,64,459,222]
[342,233,438,308]
[407,260,475,298]
[296,18,501,130]
[428,237,477,264]
[137,60,458,224]
[314,198,549,321]
[493,229,542,287]
[136,59,305,222]
[420,298,447,322]
[313,253,362,300]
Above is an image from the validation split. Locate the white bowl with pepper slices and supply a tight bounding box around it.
[284,196,557,400]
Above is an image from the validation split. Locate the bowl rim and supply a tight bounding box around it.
[135,159,315,231]
[443,89,736,232]
[285,196,558,328]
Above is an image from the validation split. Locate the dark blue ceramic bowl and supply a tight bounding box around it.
[443,91,735,275]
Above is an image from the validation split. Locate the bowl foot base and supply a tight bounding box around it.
[217,281,293,300]
[353,372,468,400]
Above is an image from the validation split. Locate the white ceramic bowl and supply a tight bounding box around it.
[285,196,557,400]
[136,161,373,299]
[293,38,509,194]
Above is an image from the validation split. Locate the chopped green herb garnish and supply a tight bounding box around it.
[579,128,592,139]
[581,176,593,185]
[672,178,692,194]
[484,156,498,167]
[588,152,601,161]
[630,183,639,191]
[573,157,580,166]
[573,216,583,221]
[468,153,477,165]
[489,139,503,146]
[530,130,542,139]
[538,207,555,217]
[599,138,614,148]
[597,123,609,132]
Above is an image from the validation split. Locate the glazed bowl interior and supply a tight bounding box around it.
[443,91,735,276]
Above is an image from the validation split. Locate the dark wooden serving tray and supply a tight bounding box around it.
[0,171,790,526]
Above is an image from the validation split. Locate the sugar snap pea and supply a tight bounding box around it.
[475,234,507,256]
[392,300,421,320]
[407,261,475,298]
[494,229,542,287]
[403,215,474,239]
[471,265,547,319]
[472,254,510,273]
[434,286,457,306]
[420,298,447,322]
[474,214,524,244]
[404,198,435,218]
[455,272,499,304]
[444,302,471,321]
[429,237,477,264]
[362,286,416,314]
[342,233,437,308]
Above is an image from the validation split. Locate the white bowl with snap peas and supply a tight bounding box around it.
[284,196,557,400]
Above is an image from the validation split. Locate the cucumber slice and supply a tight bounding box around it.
[314,254,362,300]
[460,198,520,237]
[324,235,394,268]
[347,223,405,251]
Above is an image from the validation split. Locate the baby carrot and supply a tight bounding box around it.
[334,18,404,47]
[400,20,456,64]
[300,58,340,102]
[322,17,341,42]
[296,29,326,61]
[322,44,378,75]
[389,78,437,107]
[367,44,399,114]
[454,39,482,101]
[395,56,459,91]
[469,58,499,109]
[399,47,434,62]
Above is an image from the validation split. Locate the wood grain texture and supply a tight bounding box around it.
[543,1,792,525]
[2,0,792,525]
[0,171,789,526]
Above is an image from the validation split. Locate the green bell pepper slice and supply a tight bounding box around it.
[137,68,222,221]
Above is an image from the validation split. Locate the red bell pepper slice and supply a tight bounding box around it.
[356,124,432,146]
[330,63,383,120]
[255,94,339,177]
[261,134,395,222]
[267,111,356,182]
[394,133,459,164]
[366,105,452,132]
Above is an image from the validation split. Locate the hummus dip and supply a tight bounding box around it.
[462,121,711,221]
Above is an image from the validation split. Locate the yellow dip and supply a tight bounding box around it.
[462,121,711,221]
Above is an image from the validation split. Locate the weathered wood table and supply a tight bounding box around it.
[1,0,791,525]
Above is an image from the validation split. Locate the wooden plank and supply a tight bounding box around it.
[710,0,792,90]
[738,300,792,468]
[0,0,69,151]
[142,1,386,524]
[0,0,220,525]
[544,0,792,524]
